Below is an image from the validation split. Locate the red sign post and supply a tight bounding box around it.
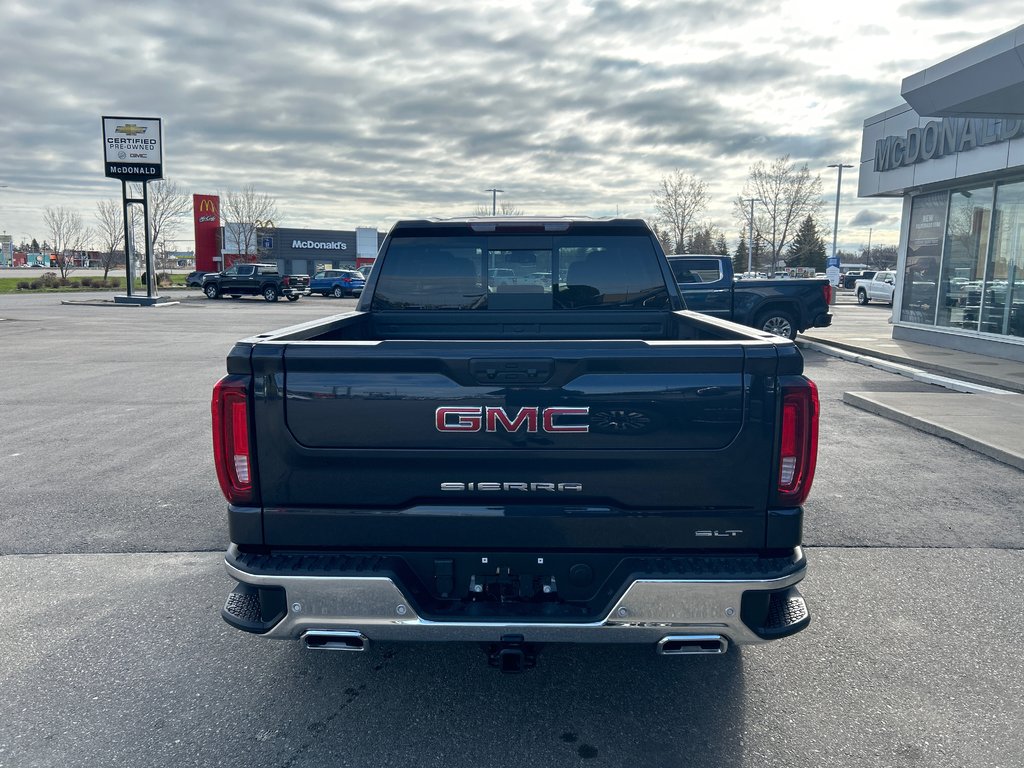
[193,194,220,273]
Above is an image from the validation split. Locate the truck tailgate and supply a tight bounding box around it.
[250,339,789,550]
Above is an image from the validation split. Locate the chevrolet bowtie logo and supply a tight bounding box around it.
[115,123,147,136]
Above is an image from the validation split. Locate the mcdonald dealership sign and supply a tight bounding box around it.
[102,116,163,181]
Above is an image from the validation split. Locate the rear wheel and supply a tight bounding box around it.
[332,285,344,298]
[757,309,797,340]
[204,284,219,299]
[857,289,869,305]
[287,295,300,302]
[263,286,279,302]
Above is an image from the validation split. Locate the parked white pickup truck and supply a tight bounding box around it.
[855,270,897,306]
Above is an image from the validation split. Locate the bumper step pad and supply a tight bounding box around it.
[221,582,287,634]
[766,591,809,631]
[742,585,810,640]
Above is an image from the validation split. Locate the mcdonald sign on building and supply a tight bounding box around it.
[191,192,384,275]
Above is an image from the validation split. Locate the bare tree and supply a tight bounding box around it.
[43,206,91,279]
[94,199,125,279]
[734,155,824,276]
[473,200,525,216]
[146,179,191,261]
[221,184,278,260]
[653,170,709,254]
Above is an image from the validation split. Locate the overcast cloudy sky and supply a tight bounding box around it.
[1,0,1022,253]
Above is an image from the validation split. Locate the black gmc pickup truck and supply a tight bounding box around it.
[214,218,819,670]
[668,255,832,339]
[202,263,311,302]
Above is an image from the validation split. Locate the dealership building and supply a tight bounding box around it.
[859,25,1024,361]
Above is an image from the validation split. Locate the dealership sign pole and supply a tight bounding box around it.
[101,116,163,302]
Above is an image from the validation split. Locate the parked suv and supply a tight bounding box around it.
[186,270,207,288]
[310,269,366,298]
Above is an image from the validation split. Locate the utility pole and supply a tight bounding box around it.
[867,227,873,264]
[743,198,761,275]
[827,163,853,304]
[484,188,504,216]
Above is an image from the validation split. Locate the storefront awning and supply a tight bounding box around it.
[901,25,1024,119]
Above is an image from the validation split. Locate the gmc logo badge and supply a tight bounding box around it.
[435,406,590,433]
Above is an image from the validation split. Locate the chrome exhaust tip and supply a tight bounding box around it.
[302,630,368,651]
[657,635,728,655]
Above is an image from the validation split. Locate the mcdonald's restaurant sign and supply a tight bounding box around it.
[102,115,163,181]
[194,195,220,226]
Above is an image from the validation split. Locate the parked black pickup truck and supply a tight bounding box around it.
[668,255,832,339]
[214,218,819,669]
[202,263,310,302]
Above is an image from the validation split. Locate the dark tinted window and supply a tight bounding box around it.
[669,258,723,284]
[372,234,667,310]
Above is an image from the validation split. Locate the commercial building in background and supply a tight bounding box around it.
[252,227,383,275]
[190,194,383,274]
[859,26,1024,361]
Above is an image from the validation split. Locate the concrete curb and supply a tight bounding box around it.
[842,391,1024,470]
[798,337,1024,394]
[60,299,180,307]
[798,339,1016,395]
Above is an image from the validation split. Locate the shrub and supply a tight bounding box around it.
[17,281,29,289]
[29,281,42,290]
[109,278,121,288]
[40,272,60,288]
[80,277,94,287]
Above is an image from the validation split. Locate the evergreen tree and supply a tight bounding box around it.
[31,238,40,252]
[733,238,745,273]
[786,215,827,271]
[651,223,673,254]
[687,224,727,255]
[734,234,749,275]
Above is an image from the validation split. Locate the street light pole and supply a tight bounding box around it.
[827,163,853,304]
[484,188,504,216]
[743,197,761,275]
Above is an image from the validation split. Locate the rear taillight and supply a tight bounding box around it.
[776,377,819,506]
[823,283,832,305]
[282,276,290,287]
[212,376,254,505]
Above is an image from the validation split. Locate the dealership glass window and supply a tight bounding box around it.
[937,185,993,330]
[988,180,1024,338]
[901,192,947,324]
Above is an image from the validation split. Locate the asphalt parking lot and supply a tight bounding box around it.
[1,291,1022,768]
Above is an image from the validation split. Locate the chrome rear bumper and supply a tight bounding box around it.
[224,552,808,647]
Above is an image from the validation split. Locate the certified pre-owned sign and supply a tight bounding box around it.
[102,116,163,182]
